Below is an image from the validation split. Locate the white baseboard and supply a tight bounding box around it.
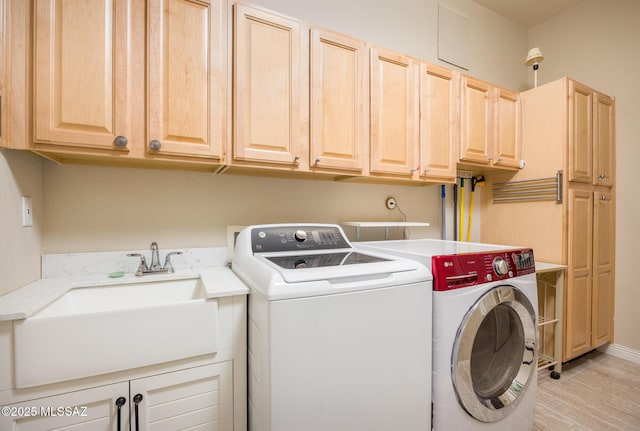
[599,343,640,365]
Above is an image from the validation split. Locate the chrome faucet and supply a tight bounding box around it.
[150,242,161,271]
[127,242,183,276]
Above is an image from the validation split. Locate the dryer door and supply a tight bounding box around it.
[452,284,537,422]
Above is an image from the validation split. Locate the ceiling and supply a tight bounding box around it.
[472,0,584,28]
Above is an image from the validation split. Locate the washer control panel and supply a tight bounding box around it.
[251,225,350,252]
[431,248,535,291]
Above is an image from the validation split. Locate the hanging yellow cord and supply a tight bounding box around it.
[467,189,474,242]
[459,178,464,241]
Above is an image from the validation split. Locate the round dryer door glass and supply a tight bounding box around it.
[452,285,537,423]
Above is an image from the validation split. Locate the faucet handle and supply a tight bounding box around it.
[163,251,183,273]
[127,253,148,276]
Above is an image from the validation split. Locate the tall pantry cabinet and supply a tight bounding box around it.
[481,77,615,362]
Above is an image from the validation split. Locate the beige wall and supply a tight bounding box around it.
[41,163,441,252]
[528,0,640,351]
[0,150,43,296]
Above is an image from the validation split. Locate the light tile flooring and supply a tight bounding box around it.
[534,351,640,430]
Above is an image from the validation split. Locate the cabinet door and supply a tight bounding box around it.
[0,382,129,430]
[568,80,593,183]
[564,188,594,361]
[370,47,417,177]
[310,28,367,173]
[418,63,457,181]
[233,4,308,168]
[460,76,492,164]
[593,92,615,187]
[147,0,226,160]
[34,0,135,151]
[130,361,233,431]
[493,87,521,168]
[592,191,615,348]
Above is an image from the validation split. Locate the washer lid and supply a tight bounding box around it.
[257,251,422,284]
[265,251,389,269]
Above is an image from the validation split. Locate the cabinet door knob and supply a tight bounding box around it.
[113,136,128,148]
[424,168,430,174]
[315,157,321,164]
[600,195,608,201]
[598,173,606,179]
[293,155,300,164]
[488,156,494,161]
[148,140,162,151]
[497,157,503,162]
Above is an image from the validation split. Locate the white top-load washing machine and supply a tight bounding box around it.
[232,224,432,431]
[357,239,538,431]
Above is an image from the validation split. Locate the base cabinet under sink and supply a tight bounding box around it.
[0,361,233,431]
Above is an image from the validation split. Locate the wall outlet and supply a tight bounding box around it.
[385,197,397,210]
[22,196,33,227]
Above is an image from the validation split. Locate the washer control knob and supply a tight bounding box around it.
[493,257,509,277]
[294,229,307,242]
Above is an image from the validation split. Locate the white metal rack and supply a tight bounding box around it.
[341,221,430,241]
[535,262,566,377]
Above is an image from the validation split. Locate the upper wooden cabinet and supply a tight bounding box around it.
[232,3,309,169]
[459,76,520,170]
[33,0,136,152]
[593,92,615,187]
[369,46,418,178]
[309,28,367,174]
[147,0,227,159]
[418,63,458,181]
[494,87,521,169]
[568,80,593,183]
[568,80,615,187]
[31,0,227,164]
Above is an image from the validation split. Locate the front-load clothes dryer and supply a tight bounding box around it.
[232,224,432,431]
[356,239,538,431]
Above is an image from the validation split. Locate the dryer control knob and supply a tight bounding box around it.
[294,229,307,242]
[493,257,509,277]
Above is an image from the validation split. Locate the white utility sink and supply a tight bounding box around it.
[13,277,218,388]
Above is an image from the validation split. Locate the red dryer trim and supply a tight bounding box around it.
[431,248,535,291]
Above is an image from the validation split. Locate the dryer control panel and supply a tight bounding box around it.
[431,248,535,291]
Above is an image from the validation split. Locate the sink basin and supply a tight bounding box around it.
[13,277,218,388]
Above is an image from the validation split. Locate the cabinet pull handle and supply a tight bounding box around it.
[149,140,162,151]
[115,397,126,431]
[133,393,144,431]
[114,136,128,148]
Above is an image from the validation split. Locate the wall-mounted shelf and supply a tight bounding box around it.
[341,221,430,240]
[535,261,566,378]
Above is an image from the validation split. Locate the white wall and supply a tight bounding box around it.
[0,150,43,296]
[528,0,640,352]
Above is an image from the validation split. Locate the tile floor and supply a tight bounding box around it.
[534,351,640,430]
